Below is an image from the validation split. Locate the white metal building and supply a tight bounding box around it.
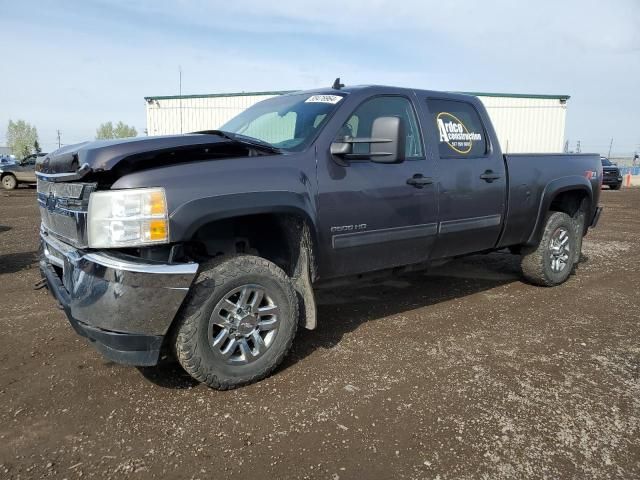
[145,90,569,153]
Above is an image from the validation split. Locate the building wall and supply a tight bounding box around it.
[477,96,567,153]
[145,94,278,137]
[145,92,568,154]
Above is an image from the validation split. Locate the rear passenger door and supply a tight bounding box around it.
[424,98,507,259]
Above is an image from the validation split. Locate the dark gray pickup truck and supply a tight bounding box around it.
[37,84,603,389]
[1,153,44,189]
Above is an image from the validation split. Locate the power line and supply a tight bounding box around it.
[607,138,614,159]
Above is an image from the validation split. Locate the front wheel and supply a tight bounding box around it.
[2,174,17,190]
[173,255,298,390]
[521,212,576,287]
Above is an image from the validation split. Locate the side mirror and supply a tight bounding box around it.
[369,116,405,164]
[330,116,405,164]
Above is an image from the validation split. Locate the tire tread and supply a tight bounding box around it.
[173,255,298,390]
[521,211,576,287]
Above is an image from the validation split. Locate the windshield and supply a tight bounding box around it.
[219,93,345,152]
[601,157,612,166]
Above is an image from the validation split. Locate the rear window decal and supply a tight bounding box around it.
[436,112,482,154]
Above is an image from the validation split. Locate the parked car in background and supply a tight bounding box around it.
[0,155,16,165]
[601,157,622,190]
[0,152,47,189]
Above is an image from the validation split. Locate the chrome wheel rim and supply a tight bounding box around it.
[549,227,571,273]
[208,284,279,365]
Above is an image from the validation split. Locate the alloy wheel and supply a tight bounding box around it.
[549,228,571,273]
[208,284,280,365]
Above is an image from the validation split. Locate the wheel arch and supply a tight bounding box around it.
[173,193,320,331]
[171,192,318,247]
[525,176,593,247]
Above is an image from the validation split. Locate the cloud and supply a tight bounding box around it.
[0,0,638,152]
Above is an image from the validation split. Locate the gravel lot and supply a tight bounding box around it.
[0,187,639,479]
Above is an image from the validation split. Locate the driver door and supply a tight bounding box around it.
[316,95,439,278]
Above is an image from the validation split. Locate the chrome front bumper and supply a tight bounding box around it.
[40,230,199,365]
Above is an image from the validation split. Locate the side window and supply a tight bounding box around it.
[427,99,487,158]
[337,96,423,159]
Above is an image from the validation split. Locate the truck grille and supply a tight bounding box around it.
[37,179,97,248]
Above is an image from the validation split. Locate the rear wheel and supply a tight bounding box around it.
[2,174,17,190]
[521,212,576,287]
[173,255,298,389]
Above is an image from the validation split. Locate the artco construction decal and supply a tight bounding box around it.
[436,112,482,154]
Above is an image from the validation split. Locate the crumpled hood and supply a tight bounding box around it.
[36,134,231,175]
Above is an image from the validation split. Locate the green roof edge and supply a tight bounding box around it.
[455,91,570,100]
[145,90,570,102]
[144,90,297,101]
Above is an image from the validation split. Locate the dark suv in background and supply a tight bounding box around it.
[601,157,622,190]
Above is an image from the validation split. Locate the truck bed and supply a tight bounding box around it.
[499,153,602,248]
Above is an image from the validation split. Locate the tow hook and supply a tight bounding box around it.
[34,278,48,290]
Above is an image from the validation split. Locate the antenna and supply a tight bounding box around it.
[332,77,344,90]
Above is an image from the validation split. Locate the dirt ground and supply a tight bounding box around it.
[0,187,639,479]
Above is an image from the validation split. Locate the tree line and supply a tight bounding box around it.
[4,120,138,158]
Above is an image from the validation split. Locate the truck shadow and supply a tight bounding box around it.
[282,251,522,369]
[0,250,39,275]
[138,361,200,389]
[139,252,523,389]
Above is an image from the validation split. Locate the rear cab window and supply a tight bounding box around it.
[426,99,488,158]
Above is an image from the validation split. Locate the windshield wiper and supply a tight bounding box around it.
[193,130,281,154]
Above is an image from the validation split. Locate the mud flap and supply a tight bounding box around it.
[292,246,317,330]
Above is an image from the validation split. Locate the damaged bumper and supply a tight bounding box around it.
[40,231,198,366]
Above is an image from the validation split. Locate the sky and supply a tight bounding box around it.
[0,0,639,155]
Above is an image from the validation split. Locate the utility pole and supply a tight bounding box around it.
[56,130,61,149]
[607,138,613,159]
[179,66,183,135]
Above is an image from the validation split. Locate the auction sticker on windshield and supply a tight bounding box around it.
[305,95,343,104]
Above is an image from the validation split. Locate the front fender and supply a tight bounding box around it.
[169,190,319,245]
[525,175,593,247]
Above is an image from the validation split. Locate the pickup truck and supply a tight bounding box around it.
[37,84,603,389]
[1,153,44,189]
[600,157,623,190]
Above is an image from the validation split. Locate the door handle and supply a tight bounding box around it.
[480,170,502,183]
[406,174,433,188]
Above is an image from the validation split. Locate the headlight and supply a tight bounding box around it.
[87,187,169,248]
